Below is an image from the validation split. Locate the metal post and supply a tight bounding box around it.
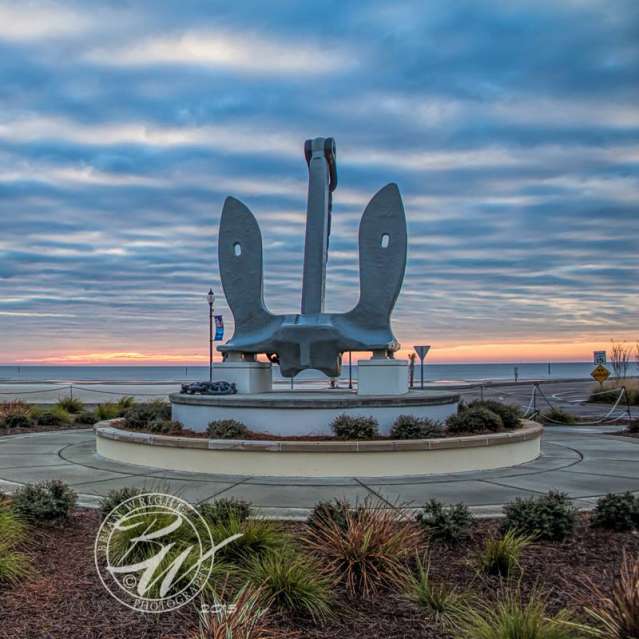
[290,376,294,390]
[348,352,353,390]
[480,384,484,401]
[70,384,73,400]
[420,359,424,389]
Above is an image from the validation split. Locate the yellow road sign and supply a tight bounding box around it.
[591,364,610,384]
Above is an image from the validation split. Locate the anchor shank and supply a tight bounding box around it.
[301,137,332,315]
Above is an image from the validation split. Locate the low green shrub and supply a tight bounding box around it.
[76,410,98,425]
[590,492,639,532]
[95,402,121,420]
[502,491,577,541]
[416,499,474,545]
[390,415,439,439]
[446,407,503,434]
[541,407,577,424]
[307,499,354,531]
[207,419,249,439]
[330,414,379,440]
[199,498,252,524]
[3,413,34,429]
[123,401,171,430]
[244,550,333,622]
[56,397,84,414]
[0,508,32,585]
[146,419,182,434]
[406,554,465,623]
[477,530,533,578]
[36,406,71,426]
[0,401,32,428]
[450,585,581,639]
[117,396,135,412]
[98,486,143,520]
[12,480,77,523]
[467,400,522,429]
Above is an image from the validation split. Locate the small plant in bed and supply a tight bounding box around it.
[307,498,358,531]
[12,480,77,524]
[590,492,639,531]
[207,419,249,439]
[0,507,32,585]
[56,397,84,414]
[390,415,439,439]
[76,410,98,425]
[304,499,424,599]
[477,530,533,578]
[541,406,577,424]
[122,401,171,430]
[0,401,34,429]
[330,414,379,440]
[2,413,34,429]
[502,491,576,541]
[466,400,522,429]
[446,406,504,435]
[199,498,252,524]
[243,549,334,622]
[36,406,71,426]
[416,498,474,545]
[98,486,143,520]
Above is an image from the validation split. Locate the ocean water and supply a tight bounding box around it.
[0,362,602,384]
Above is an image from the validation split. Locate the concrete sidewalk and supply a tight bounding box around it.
[1,426,638,519]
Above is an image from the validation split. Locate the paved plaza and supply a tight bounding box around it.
[1,424,637,519]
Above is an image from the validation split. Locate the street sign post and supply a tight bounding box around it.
[593,351,607,365]
[413,345,430,389]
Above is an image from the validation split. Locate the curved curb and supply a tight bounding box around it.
[96,421,542,453]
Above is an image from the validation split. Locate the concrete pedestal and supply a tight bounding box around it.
[214,361,272,394]
[357,358,408,396]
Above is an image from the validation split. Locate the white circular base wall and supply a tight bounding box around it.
[170,390,459,436]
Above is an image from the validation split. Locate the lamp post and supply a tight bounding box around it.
[207,289,215,383]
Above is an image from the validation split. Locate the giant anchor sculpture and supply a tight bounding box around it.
[217,137,407,378]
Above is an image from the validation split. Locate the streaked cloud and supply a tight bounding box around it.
[0,0,637,365]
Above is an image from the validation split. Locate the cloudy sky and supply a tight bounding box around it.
[0,0,637,365]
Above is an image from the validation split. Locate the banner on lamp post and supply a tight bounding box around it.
[214,315,224,341]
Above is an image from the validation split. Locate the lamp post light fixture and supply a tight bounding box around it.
[207,289,215,382]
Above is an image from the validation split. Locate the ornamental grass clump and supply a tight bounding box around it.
[590,492,639,532]
[330,414,378,440]
[243,550,333,622]
[76,410,98,425]
[95,402,121,420]
[502,491,576,541]
[477,530,533,578]
[197,584,270,639]
[12,480,77,523]
[0,401,34,429]
[450,585,581,639]
[583,550,639,639]
[406,554,465,623]
[416,498,474,545]
[56,397,84,414]
[207,419,249,439]
[446,406,503,434]
[199,498,252,524]
[207,516,288,567]
[304,500,424,599]
[98,486,143,520]
[390,415,439,439]
[0,508,32,585]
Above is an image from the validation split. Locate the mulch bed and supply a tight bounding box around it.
[0,511,636,639]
